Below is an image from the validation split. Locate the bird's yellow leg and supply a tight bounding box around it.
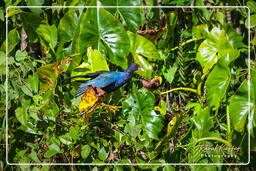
[100,103,122,112]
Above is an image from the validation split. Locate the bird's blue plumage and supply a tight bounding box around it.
[74,63,141,97]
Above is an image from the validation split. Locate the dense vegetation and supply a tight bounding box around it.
[0,0,255,170]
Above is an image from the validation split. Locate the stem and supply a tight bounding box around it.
[177,137,232,148]
[226,105,231,141]
[170,37,203,51]
[197,137,232,147]
[160,87,197,95]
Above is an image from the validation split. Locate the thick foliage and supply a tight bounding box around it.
[0,0,255,170]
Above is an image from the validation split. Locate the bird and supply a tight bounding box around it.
[63,63,143,97]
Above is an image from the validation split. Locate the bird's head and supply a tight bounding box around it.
[126,63,143,73]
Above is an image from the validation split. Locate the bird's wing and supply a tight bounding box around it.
[75,72,117,97]
[62,71,107,84]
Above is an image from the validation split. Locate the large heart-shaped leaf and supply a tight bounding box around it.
[196,27,238,74]
[191,107,215,138]
[79,6,130,69]
[229,79,253,132]
[128,31,160,78]
[87,47,109,72]
[206,64,231,109]
[101,0,144,31]
[58,10,79,44]
[123,88,163,140]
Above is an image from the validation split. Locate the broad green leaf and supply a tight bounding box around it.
[25,0,44,14]
[18,123,39,134]
[1,28,20,53]
[6,8,23,17]
[101,0,144,31]
[36,24,56,53]
[206,64,231,109]
[20,12,42,42]
[128,31,159,78]
[250,69,256,136]
[215,12,225,25]
[218,48,240,66]
[161,64,178,84]
[196,27,235,74]
[81,145,91,159]
[192,24,209,38]
[59,134,73,145]
[123,88,164,140]
[50,25,57,49]
[79,6,130,68]
[87,47,109,72]
[15,107,27,125]
[58,10,79,43]
[245,14,256,29]
[247,1,256,13]
[28,73,39,93]
[128,31,160,60]
[134,55,153,79]
[44,144,62,158]
[98,147,108,161]
[0,51,5,75]
[21,84,33,97]
[15,50,27,61]
[70,126,80,141]
[0,8,4,21]
[229,80,253,132]
[28,150,41,163]
[191,107,215,138]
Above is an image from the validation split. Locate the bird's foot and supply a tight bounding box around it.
[101,103,122,112]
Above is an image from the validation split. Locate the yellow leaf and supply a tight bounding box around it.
[79,86,100,113]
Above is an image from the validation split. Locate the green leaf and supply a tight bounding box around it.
[79,6,130,68]
[81,145,91,159]
[196,27,235,74]
[25,0,44,14]
[0,8,4,21]
[36,24,56,53]
[191,107,215,138]
[0,51,5,75]
[28,150,41,163]
[28,73,39,93]
[1,28,20,53]
[128,31,160,60]
[59,134,73,145]
[20,12,42,42]
[21,84,33,97]
[229,80,253,132]
[87,47,109,72]
[15,50,28,61]
[162,64,178,84]
[58,10,79,43]
[247,0,256,13]
[206,64,231,109]
[70,126,80,141]
[15,107,27,125]
[101,0,144,31]
[245,14,256,29]
[18,123,39,134]
[134,55,153,79]
[98,147,108,161]
[128,31,160,78]
[44,144,62,158]
[6,8,23,18]
[123,88,164,140]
